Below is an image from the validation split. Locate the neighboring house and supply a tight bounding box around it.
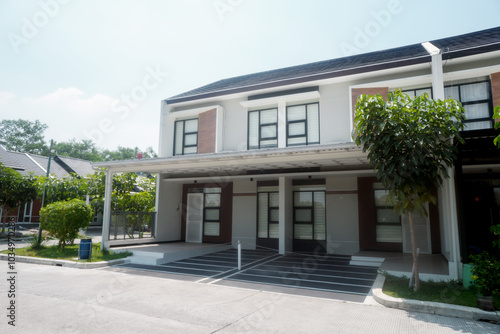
[95,27,500,279]
[0,146,98,224]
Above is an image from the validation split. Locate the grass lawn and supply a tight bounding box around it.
[383,274,500,310]
[1,243,132,262]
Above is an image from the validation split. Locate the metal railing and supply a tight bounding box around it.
[109,211,156,240]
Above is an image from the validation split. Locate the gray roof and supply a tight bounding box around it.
[166,26,500,104]
[0,146,95,178]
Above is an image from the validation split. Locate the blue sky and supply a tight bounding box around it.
[1,0,499,152]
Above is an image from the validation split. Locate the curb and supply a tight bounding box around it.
[0,253,131,269]
[372,274,500,322]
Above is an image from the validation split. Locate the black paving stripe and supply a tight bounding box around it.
[226,273,372,295]
[266,259,377,274]
[118,263,222,277]
[255,264,377,279]
[161,262,233,271]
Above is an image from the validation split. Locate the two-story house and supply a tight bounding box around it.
[96,26,500,280]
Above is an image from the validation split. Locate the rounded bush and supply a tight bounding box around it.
[40,199,93,249]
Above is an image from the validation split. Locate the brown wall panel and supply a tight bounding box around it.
[197,108,217,154]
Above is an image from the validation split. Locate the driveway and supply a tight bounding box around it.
[1,262,497,333]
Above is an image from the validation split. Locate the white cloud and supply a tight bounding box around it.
[0,91,16,106]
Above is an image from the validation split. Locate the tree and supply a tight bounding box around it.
[0,163,38,235]
[101,146,157,161]
[353,91,465,291]
[42,139,103,161]
[0,119,48,155]
[39,199,93,249]
[33,174,88,204]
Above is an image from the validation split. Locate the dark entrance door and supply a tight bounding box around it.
[292,190,327,253]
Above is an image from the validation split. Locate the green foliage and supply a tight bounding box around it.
[353,91,465,216]
[43,139,103,161]
[34,174,88,204]
[493,104,500,147]
[28,233,47,250]
[0,119,48,154]
[492,224,500,250]
[469,252,500,296]
[39,199,93,249]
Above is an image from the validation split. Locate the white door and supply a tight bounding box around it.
[186,193,204,243]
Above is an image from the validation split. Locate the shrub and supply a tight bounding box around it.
[470,252,500,297]
[40,199,93,249]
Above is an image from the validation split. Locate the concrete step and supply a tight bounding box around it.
[349,256,385,268]
[125,244,233,265]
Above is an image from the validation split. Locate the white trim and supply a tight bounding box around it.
[25,153,47,174]
[421,42,441,56]
[240,91,320,108]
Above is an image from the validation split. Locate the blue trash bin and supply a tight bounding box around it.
[79,239,92,260]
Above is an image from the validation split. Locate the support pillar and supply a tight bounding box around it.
[101,169,114,251]
[278,177,292,254]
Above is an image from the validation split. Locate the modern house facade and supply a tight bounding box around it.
[96,27,500,280]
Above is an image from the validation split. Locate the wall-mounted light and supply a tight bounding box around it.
[308,175,312,179]
[250,178,254,182]
[194,180,197,184]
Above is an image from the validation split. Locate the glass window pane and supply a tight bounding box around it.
[204,222,220,236]
[184,119,198,132]
[460,82,489,102]
[205,193,221,207]
[184,133,197,146]
[444,86,459,100]
[307,104,320,143]
[374,190,390,206]
[376,225,402,243]
[260,139,278,148]
[269,193,279,207]
[174,121,184,155]
[464,103,490,120]
[183,146,197,154]
[261,124,277,139]
[205,209,220,221]
[288,137,306,146]
[248,111,259,149]
[465,121,491,131]
[270,209,279,222]
[289,122,306,136]
[287,105,306,121]
[204,188,221,193]
[258,193,268,238]
[295,208,312,222]
[403,90,415,98]
[314,192,325,240]
[376,208,400,224]
[294,224,313,240]
[269,223,279,238]
[416,88,432,98]
[294,192,313,206]
[260,109,277,124]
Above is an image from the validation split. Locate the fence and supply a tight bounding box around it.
[109,211,156,240]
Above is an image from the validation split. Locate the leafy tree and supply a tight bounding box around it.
[101,146,157,161]
[0,163,38,235]
[34,174,88,204]
[42,139,103,161]
[39,199,93,249]
[0,119,48,154]
[353,91,465,291]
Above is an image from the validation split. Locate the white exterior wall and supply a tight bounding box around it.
[326,176,359,255]
[155,180,183,241]
[232,180,257,249]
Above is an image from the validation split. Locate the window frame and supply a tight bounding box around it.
[173,118,198,156]
[247,108,279,150]
[286,102,320,147]
[292,190,326,241]
[373,188,402,244]
[257,191,279,239]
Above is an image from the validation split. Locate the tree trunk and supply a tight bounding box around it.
[0,205,4,236]
[408,211,420,291]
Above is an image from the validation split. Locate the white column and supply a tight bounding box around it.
[427,45,461,279]
[101,169,114,251]
[278,177,293,254]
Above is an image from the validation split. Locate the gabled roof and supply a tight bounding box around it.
[166,26,500,105]
[0,146,95,178]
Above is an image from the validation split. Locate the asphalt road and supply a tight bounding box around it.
[0,262,498,333]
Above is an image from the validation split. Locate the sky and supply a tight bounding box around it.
[0,0,499,152]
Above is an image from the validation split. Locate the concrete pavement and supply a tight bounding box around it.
[1,262,498,333]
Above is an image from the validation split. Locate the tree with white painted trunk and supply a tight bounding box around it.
[353,91,465,291]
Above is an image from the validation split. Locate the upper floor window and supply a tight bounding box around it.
[402,87,433,98]
[286,103,320,146]
[445,81,492,131]
[174,118,198,156]
[248,108,278,150]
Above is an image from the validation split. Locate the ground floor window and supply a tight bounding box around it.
[188,187,221,237]
[18,201,33,223]
[257,186,279,239]
[373,184,402,243]
[293,186,326,241]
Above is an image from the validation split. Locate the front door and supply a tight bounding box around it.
[186,193,203,243]
[293,190,327,253]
